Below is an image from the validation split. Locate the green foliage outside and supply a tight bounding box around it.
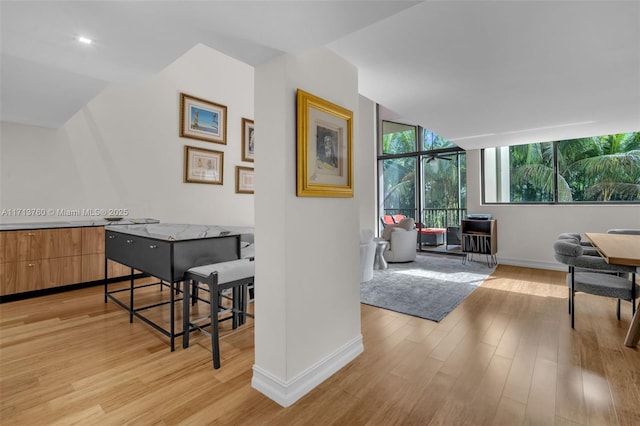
[382,129,417,217]
[423,156,467,210]
[509,132,640,202]
[381,127,466,224]
[423,129,456,151]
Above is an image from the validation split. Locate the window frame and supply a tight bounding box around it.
[378,119,467,233]
[481,138,640,205]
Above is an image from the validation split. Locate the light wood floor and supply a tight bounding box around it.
[1,265,639,425]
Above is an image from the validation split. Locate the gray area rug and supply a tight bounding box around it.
[361,253,496,322]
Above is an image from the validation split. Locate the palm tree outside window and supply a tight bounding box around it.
[483,132,640,203]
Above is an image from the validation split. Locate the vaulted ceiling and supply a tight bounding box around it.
[2,1,638,150]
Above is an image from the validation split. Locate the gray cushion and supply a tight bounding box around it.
[558,233,581,242]
[568,272,639,301]
[607,229,640,235]
[188,258,254,284]
[581,246,600,256]
[554,239,636,273]
[554,239,583,257]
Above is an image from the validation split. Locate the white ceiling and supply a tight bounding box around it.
[1,1,638,150]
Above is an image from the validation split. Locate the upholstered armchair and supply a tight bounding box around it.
[381,218,417,263]
[557,232,599,256]
[553,235,638,328]
[360,229,376,282]
[607,229,640,235]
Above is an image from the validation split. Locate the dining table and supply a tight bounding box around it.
[585,232,640,347]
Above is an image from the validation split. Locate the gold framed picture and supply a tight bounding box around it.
[296,89,353,197]
[179,93,227,144]
[184,145,224,185]
[241,118,255,162]
[235,166,254,194]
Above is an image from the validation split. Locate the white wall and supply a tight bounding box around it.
[466,149,640,270]
[357,95,377,232]
[252,48,362,406]
[0,44,254,227]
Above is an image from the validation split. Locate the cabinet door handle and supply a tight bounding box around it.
[149,245,157,249]
[108,235,115,239]
[27,263,35,267]
[28,233,35,236]
[126,239,134,244]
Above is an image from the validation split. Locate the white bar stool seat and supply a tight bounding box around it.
[183,258,255,369]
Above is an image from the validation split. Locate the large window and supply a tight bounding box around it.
[381,157,417,219]
[379,120,466,236]
[422,152,466,228]
[382,121,416,155]
[423,128,457,151]
[483,132,640,203]
[381,122,418,218]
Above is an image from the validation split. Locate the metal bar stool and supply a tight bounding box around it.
[183,258,255,369]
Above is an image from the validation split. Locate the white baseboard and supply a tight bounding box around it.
[498,257,565,272]
[251,334,363,407]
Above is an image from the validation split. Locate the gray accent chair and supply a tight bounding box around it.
[554,236,638,328]
[607,229,640,235]
[556,232,599,256]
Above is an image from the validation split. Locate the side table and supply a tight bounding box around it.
[374,238,389,270]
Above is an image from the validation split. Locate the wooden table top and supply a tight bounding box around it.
[584,233,640,267]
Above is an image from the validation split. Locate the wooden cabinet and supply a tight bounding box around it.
[108,260,132,278]
[0,228,82,295]
[1,225,131,297]
[82,226,105,255]
[0,231,20,263]
[461,219,497,266]
[81,253,105,283]
[81,227,105,282]
[79,227,130,281]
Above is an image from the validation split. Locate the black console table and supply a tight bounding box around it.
[104,224,245,350]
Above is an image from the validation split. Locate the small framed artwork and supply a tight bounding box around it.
[184,145,224,185]
[235,166,254,194]
[180,93,227,144]
[296,89,353,197]
[241,118,255,162]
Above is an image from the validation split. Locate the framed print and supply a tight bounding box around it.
[184,145,224,185]
[180,93,227,144]
[296,89,353,197]
[241,118,255,162]
[235,166,254,194]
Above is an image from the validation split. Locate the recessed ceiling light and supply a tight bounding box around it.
[77,36,92,45]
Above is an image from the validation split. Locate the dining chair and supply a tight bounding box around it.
[607,229,640,235]
[556,232,599,256]
[554,236,638,328]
